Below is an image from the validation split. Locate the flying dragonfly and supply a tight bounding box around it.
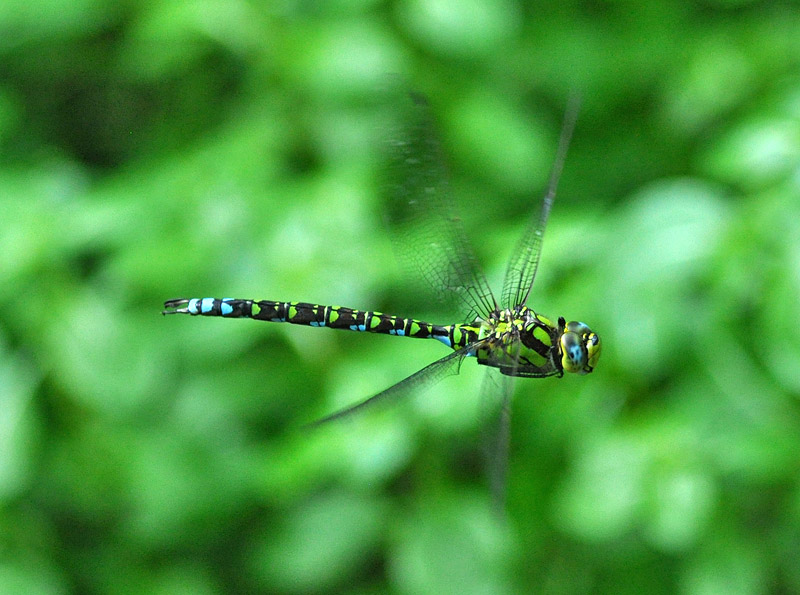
[163,91,601,503]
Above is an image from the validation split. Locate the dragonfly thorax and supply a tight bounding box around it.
[469,308,600,378]
[468,307,557,378]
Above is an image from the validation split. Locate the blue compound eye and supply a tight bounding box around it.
[585,332,601,371]
[560,322,601,374]
[560,331,585,373]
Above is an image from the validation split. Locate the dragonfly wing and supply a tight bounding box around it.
[500,95,580,309]
[384,89,498,322]
[478,370,514,515]
[307,347,471,428]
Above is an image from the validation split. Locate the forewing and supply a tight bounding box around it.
[501,96,580,309]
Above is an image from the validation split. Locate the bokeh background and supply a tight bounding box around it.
[2,1,800,593]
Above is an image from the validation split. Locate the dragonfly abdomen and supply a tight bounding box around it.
[163,298,476,348]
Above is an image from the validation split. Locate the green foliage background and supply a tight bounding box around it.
[2,1,800,593]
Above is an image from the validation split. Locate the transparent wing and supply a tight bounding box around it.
[501,95,580,309]
[477,370,514,516]
[384,90,498,322]
[306,347,472,427]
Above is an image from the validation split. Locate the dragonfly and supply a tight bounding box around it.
[163,92,600,500]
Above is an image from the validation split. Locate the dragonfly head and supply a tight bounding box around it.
[558,318,601,375]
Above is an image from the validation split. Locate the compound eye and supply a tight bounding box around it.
[560,331,587,374]
[585,332,602,370]
[560,321,601,374]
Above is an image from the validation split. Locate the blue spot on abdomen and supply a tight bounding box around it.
[434,335,452,348]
